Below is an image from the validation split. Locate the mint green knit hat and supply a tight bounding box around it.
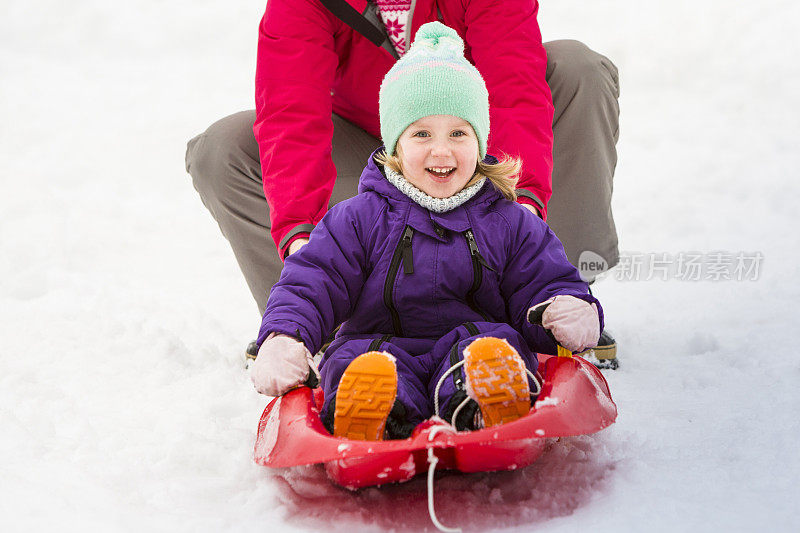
[379,22,490,158]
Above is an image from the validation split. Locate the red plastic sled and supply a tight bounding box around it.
[254,353,617,489]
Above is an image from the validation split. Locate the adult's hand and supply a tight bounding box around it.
[288,238,309,256]
[521,204,541,218]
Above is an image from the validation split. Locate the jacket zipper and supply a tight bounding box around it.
[464,229,494,320]
[383,225,415,336]
[450,322,480,390]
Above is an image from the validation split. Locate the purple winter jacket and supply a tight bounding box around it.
[257,150,603,355]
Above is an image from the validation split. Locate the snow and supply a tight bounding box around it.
[1,0,799,531]
[534,396,560,408]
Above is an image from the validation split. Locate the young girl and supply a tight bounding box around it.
[250,22,602,440]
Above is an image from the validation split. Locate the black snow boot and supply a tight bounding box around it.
[245,340,259,368]
[583,283,619,369]
[577,330,618,369]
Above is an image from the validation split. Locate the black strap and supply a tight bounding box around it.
[515,188,546,212]
[367,334,392,352]
[279,223,317,250]
[318,0,387,47]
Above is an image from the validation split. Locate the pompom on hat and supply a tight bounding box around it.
[379,22,490,158]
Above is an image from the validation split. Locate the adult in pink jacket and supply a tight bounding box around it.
[186,0,620,366]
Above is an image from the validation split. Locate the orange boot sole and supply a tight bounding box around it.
[463,337,531,428]
[333,351,398,441]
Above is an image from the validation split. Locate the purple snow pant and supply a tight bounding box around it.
[319,322,539,437]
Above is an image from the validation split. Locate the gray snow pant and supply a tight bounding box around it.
[185,40,620,315]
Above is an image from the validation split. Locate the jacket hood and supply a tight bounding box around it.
[358,147,503,208]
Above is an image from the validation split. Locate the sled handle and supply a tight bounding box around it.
[303,371,320,389]
[526,301,573,358]
[281,371,319,396]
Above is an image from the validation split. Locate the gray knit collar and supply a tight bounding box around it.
[384,166,486,213]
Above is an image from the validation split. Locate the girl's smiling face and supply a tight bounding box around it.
[396,115,480,199]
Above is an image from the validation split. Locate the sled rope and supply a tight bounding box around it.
[526,368,542,396]
[426,425,461,533]
[449,395,472,427]
[433,360,465,423]
[433,362,542,427]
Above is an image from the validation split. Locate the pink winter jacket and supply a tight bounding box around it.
[255,0,554,256]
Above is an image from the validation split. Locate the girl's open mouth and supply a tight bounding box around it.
[426,167,456,179]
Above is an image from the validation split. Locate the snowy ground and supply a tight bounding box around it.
[2,1,799,531]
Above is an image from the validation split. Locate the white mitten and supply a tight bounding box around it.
[250,334,318,396]
[540,295,600,353]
